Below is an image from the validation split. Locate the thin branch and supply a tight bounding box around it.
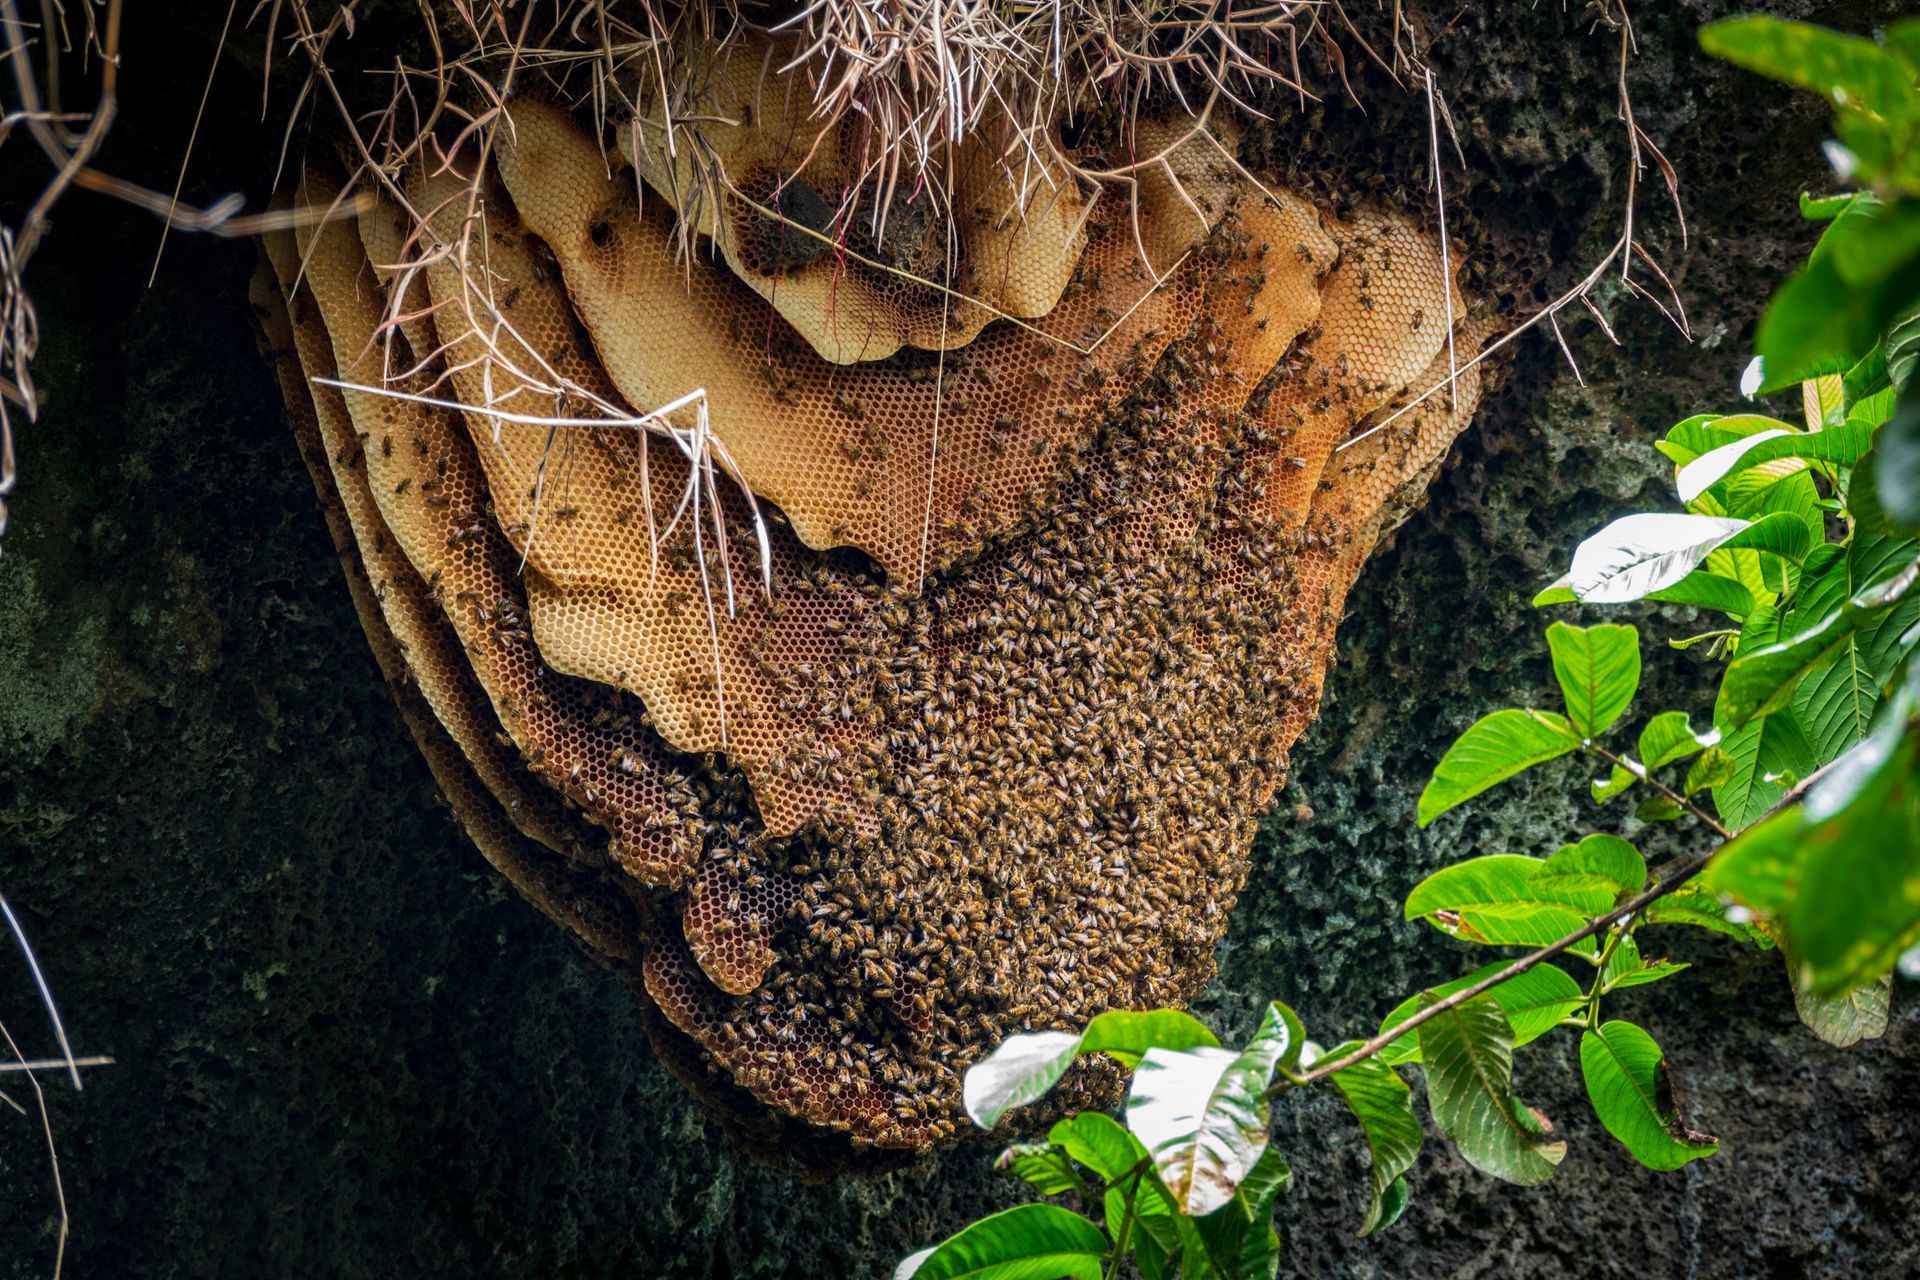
[1285,834,1721,1089]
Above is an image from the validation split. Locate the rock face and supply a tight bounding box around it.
[0,1,1914,1276]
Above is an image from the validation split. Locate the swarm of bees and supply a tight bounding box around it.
[252,36,1487,1171]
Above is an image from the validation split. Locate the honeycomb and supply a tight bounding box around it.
[255,71,1487,1159]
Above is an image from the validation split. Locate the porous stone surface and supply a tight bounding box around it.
[0,1,1915,1276]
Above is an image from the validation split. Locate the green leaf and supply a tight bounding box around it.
[1188,1147,1291,1280]
[1645,571,1758,617]
[1416,709,1581,826]
[1713,706,1817,831]
[1709,681,1920,993]
[1800,191,1854,222]
[1546,622,1642,736]
[1871,400,1920,531]
[1049,1112,1148,1184]
[1751,227,1920,390]
[1564,513,1749,603]
[1683,747,1735,796]
[1641,884,1770,946]
[1785,725,1920,993]
[1416,994,1566,1185]
[1660,412,1788,466]
[1598,934,1689,992]
[964,1012,1221,1129]
[1856,441,1919,538]
[1126,1002,1297,1215]
[1791,968,1892,1048]
[1790,534,1920,763]
[1677,419,1876,503]
[1079,1009,1223,1068]
[1327,1047,1420,1236]
[1700,17,1920,119]
[895,1203,1111,1280]
[1405,853,1607,947]
[1590,760,1638,803]
[1532,570,1755,615]
[1634,795,1685,822]
[1564,513,1811,605]
[1578,1021,1718,1171]
[995,1144,1086,1197]
[1605,959,1690,991]
[1638,712,1719,770]
[1719,543,1919,731]
[964,1032,1085,1130]
[1531,834,1645,902]
[1376,962,1585,1067]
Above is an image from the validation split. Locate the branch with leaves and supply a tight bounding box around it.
[896,16,1920,1280]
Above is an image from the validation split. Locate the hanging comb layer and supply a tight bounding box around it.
[260,90,1490,1157]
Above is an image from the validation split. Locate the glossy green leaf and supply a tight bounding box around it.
[1327,1046,1420,1236]
[1579,1021,1718,1171]
[1405,854,1607,947]
[1872,401,1920,531]
[964,1032,1085,1130]
[895,1203,1110,1280]
[1674,426,1797,501]
[1678,417,1875,504]
[1663,412,1790,463]
[1647,571,1759,616]
[1049,1112,1148,1185]
[1701,17,1920,119]
[1683,746,1736,795]
[1713,705,1816,831]
[1376,962,1585,1067]
[1417,710,1581,826]
[1641,884,1770,946]
[964,1011,1222,1129]
[995,1144,1085,1197]
[1127,1002,1296,1216]
[1546,622,1642,736]
[1078,1009,1222,1068]
[1188,1147,1291,1280]
[1532,834,1646,902]
[1638,712,1719,770]
[1417,994,1566,1185]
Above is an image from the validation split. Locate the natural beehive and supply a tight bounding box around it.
[253,36,1486,1169]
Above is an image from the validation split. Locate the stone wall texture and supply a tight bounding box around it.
[0,1,1914,1275]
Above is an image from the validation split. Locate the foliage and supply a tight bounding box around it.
[897,17,1919,1279]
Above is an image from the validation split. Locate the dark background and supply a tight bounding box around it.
[1,1,1915,1275]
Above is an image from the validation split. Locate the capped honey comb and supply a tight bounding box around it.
[256,61,1488,1162]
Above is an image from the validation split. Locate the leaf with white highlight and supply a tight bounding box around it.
[1126,1003,1296,1216]
[963,1031,1084,1129]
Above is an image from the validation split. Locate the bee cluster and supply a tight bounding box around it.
[253,50,1486,1170]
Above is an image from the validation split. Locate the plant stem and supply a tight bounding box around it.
[1103,1165,1148,1280]
[1280,836,1722,1089]
[1583,742,1732,840]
